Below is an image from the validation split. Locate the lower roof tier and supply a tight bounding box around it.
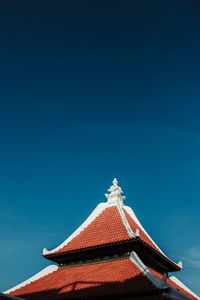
[6,252,198,300]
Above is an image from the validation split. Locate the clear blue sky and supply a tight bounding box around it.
[0,0,200,296]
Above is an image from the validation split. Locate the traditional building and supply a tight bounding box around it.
[4,179,199,299]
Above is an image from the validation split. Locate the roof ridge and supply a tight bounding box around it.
[130,251,168,290]
[169,276,200,299]
[43,178,137,256]
[124,205,183,270]
[43,202,117,255]
[130,252,198,299]
[4,265,58,295]
[124,205,165,255]
[116,200,137,238]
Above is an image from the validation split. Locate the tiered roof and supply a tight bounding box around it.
[5,253,198,300]
[42,179,181,272]
[4,179,199,300]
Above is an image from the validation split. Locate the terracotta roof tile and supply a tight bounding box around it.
[123,208,161,253]
[49,204,165,257]
[52,206,130,254]
[167,277,197,300]
[149,268,198,300]
[49,204,169,258]
[10,258,161,299]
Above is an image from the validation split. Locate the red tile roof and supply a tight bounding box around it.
[44,203,180,273]
[45,203,165,257]
[50,206,130,254]
[122,208,180,268]
[9,258,164,300]
[6,180,199,300]
[167,277,197,300]
[149,268,197,300]
[123,208,162,252]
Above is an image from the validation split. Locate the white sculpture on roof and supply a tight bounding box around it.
[105,178,126,203]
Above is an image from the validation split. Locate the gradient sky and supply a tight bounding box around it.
[0,0,200,296]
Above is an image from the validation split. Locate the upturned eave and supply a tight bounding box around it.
[43,237,181,273]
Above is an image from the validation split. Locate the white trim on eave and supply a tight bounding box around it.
[130,251,199,300]
[124,205,165,255]
[169,276,199,300]
[130,251,168,289]
[43,202,118,255]
[4,265,58,294]
[164,285,196,300]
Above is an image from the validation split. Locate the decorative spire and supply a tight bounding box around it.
[105,178,126,203]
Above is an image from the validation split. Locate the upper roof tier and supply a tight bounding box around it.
[43,178,181,271]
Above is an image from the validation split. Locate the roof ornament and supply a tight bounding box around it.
[43,248,48,255]
[177,261,183,269]
[105,178,126,203]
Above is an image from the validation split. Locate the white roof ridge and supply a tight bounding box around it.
[116,200,137,238]
[43,178,131,255]
[130,253,199,299]
[124,205,183,269]
[105,178,138,238]
[4,265,58,294]
[124,205,165,255]
[169,275,200,299]
[129,251,168,289]
[43,201,117,255]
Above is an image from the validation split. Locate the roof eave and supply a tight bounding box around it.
[43,237,181,273]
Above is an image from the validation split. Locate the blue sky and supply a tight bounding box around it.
[0,0,200,296]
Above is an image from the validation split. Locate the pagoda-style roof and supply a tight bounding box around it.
[43,179,181,273]
[5,252,198,300]
[3,179,199,300]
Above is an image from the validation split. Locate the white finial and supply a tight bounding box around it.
[113,178,118,185]
[105,178,126,203]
